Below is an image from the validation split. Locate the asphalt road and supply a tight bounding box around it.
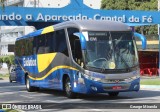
[0,79,160,112]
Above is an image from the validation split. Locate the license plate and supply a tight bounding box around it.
[112,86,122,90]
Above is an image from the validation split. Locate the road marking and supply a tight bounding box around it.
[0,91,20,95]
[1,100,22,103]
[89,109,103,112]
[45,100,60,103]
[37,109,57,112]
[31,93,52,97]
[20,95,34,99]
[58,99,82,103]
[45,99,83,103]
[0,86,24,88]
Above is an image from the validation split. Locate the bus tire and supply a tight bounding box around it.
[108,92,119,97]
[26,75,35,92]
[64,77,76,98]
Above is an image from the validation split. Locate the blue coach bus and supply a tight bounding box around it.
[15,20,145,98]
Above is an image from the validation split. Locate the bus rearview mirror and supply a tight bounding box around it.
[73,33,86,50]
[134,32,146,50]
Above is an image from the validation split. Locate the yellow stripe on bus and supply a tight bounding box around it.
[37,53,57,72]
[28,65,78,80]
[41,26,54,34]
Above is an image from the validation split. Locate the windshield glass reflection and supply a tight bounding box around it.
[85,31,138,70]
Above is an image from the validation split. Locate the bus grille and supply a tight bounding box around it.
[100,79,125,83]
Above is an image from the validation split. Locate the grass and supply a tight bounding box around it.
[0,74,9,78]
[140,78,160,85]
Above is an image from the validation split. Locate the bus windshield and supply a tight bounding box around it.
[84,31,138,70]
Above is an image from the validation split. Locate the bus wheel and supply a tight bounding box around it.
[26,75,35,92]
[108,92,119,97]
[64,77,76,98]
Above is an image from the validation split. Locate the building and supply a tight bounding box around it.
[136,35,159,76]
[0,0,101,56]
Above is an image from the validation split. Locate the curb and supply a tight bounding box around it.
[140,85,160,89]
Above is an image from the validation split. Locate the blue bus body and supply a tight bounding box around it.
[15,20,145,97]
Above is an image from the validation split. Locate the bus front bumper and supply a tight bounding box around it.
[72,78,140,94]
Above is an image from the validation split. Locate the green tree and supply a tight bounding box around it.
[0,57,3,63]
[0,0,5,10]
[101,0,129,10]
[8,55,15,65]
[1,55,15,73]
[101,0,158,36]
[0,57,4,69]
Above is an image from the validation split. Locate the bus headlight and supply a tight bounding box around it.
[131,75,140,80]
[77,72,86,84]
[78,77,85,84]
[124,75,140,82]
[82,72,101,81]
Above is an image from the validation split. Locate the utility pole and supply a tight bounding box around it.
[38,0,39,7]
[158,0,160,76]
[34,0,36,7]
[34,0,39,7]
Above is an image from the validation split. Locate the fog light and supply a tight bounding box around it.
[134,85,138,89]
[91,86,97,91]
[74,81,77,87]
[78,78,84,84]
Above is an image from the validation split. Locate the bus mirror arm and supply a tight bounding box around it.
[73,33,86,50]
[134,32,146,50]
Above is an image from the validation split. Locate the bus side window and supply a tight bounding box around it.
[55,29,69,56]
[74,39,82,65]
[37,35,45,54]
[25,39,30,56]
[33,37,37,54]
[15,41,21,56]
[28,38,33,55]
[45,34,50,53]
[45,32,56,53]
[52,32,56,52]
[67,28,82,65]
[21,40,25,56]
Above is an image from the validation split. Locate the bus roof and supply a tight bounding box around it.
[17,20,130,41]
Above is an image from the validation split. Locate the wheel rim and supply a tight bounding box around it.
[65,80,71,95]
